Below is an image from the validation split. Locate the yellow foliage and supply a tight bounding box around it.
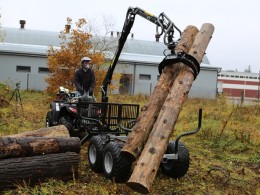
[45,17,120,99]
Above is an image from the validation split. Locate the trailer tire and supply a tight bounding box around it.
[103,141,132,182]
[88,136,105,173]
[46,111,53,127]
[160,141,190,179]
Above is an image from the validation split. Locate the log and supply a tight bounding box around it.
[2,125,69,138]
[0,152,79,190]
[121,25,199,160]
[0,137,81,159]
[127,23,215,194]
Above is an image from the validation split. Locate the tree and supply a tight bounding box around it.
[46,17,120,99]
[0,13,6,42]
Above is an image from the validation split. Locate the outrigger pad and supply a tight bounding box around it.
[158,52,200,79]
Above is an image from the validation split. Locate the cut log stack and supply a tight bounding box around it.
[0,125,80,190]
[122,23,214,194]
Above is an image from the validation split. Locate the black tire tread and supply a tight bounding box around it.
[46,111,53,127]
[160,141,190,179]
[59,116,74,131]
[88,136,105,173]
[103,141,132,182]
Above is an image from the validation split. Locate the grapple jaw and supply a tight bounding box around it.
[158,52,200,79]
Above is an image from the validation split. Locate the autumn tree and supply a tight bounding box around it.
[46,17,120,99]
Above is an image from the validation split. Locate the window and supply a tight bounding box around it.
[139,74,151,80]
[38,67,50,73]
[16,66,31,72]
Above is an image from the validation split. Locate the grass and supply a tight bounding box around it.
[0,88,259,195]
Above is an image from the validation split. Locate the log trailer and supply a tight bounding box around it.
[47,6,202,183]
[81,6,202,183]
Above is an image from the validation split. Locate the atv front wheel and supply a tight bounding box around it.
[46,111,53,127]
[59,116,75,133]
[88,136,105,172]
[103,141,132,182]
[160,141,190,179]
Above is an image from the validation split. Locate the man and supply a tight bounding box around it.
[74,56,96,96]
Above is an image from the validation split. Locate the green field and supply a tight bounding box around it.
[0,88,259,195]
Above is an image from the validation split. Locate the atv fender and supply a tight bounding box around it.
[50,101,62,125]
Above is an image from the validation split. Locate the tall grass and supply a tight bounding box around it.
[0,88,259,194]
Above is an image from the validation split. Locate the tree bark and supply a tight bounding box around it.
[0,152,79,190]
[127,23,214,194]
[0,136,81,159]
[121,25,199,160]
[2,125,69,138]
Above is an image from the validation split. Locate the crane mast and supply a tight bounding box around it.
[101,7,182,103]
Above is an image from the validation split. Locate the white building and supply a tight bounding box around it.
[218,70,260,100]
[0,23,220,98]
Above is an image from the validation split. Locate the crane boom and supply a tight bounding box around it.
[101,7,182,103]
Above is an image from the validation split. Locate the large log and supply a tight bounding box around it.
[3,125,69,138]
[121,25,199,160]
[0,136,81,159]
[127,23,215,194]
[0,152,79,190]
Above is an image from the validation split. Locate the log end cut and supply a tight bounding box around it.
[127,181,150,194]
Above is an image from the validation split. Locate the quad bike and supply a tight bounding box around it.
[46,6,202,183]
[45,87,103,138]
[46,86,140,142]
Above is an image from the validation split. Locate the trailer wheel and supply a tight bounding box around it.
[46,111,53,127]
[88,136,105,172]
[160,141,190,179]
[103,141,132,182]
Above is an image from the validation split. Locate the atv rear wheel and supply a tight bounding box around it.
[45,111,53,127]
[58,116,76,136]
[160,141,190,179]
[103,141,132,182]
[88,136,105,173]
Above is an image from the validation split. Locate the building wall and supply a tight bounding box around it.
[0,54,49,90]
[115,62,219,98]
[189,68,218,99]
[218,71,260,99]
[0,27,220,98]
[0,51,220,99]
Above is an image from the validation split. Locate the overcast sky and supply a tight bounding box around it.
[1,0,259,73]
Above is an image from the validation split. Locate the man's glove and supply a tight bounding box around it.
[89,88,94,96]
[79,89,84,96]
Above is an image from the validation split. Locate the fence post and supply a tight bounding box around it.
[26,73,29,91]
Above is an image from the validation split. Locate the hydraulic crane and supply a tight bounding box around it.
[101,6,183,103]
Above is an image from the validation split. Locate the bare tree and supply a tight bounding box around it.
[85,14,119,59]
[0,12,6,42]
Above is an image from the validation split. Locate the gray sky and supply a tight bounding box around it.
[1,0,259,73]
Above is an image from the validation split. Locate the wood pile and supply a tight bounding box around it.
[0,125,80,190]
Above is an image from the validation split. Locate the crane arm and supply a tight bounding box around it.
[101,7,182,103]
